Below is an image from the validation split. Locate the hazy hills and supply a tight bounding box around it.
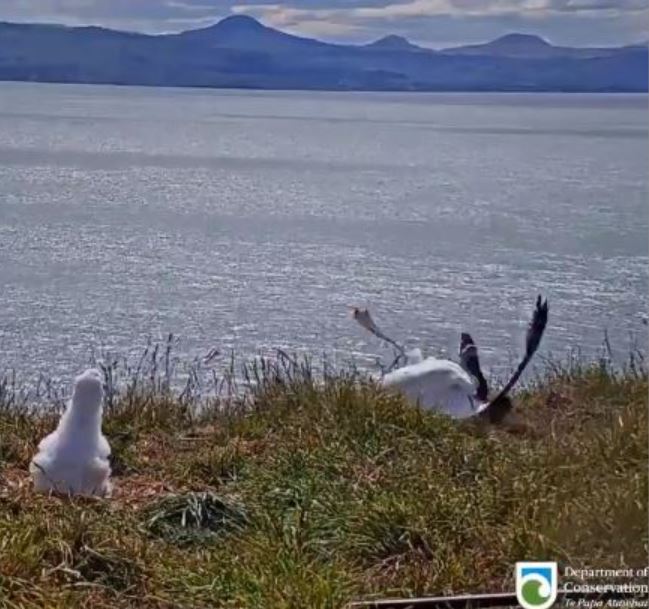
[0,15,646,92]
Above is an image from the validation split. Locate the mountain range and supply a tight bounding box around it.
[0,15,646,92]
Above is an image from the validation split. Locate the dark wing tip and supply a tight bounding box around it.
[460,332,475,348]
[460,333,477,360]
[533,294,549,323]
[535,293,548,312]
[526,295,549,356]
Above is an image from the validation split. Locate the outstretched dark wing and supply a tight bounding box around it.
[486,295,549,410]
[459,333,489,401]
[525,295,549,357]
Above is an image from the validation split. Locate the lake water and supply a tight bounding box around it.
[0,83,647,384]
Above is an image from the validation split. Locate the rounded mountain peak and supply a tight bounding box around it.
[216,15,265,31]
[492,33,550,47]
[368,34,421,51]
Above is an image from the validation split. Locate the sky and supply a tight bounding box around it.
[0,0,647,48]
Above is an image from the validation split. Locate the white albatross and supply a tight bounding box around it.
[30,368,112,497]
[352,296,549,422]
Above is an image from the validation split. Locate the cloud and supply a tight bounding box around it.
[556,0,648,10]
[232,0,648,22]
[0,0,227,31]
[0,0,646,44]
[231,0,648,44]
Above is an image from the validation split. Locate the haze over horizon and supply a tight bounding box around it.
[0,0,646,48]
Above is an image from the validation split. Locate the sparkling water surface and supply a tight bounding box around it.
[0,83,646,383]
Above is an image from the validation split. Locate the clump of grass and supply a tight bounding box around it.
[0,344,646,608]
[142,492,248,546]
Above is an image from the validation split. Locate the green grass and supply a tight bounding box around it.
[0,355,647,608]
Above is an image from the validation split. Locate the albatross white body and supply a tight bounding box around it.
[381,352,490,419]
[30,368,112,497]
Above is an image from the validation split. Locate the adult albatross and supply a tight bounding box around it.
[352,296,549,423]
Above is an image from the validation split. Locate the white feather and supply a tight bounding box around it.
[381,356,489,419]
[30,368,112,497]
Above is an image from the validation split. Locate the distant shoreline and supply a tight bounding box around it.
[1,78,648,95]
[1,17,646,94]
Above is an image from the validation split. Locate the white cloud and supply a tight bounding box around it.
[230,0,648,45]
[233,0,648,22]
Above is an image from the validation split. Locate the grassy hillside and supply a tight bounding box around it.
[0,356,647,608]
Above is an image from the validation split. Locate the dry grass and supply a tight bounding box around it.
[0,353,647,608]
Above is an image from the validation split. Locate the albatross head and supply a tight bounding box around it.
[71,368,104,413]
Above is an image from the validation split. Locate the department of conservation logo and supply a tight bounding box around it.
[516,562,558,609]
